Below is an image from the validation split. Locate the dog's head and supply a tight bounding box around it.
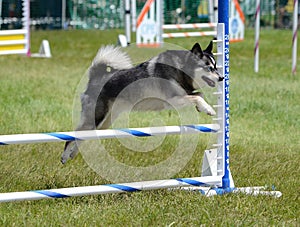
[190,42,224,89]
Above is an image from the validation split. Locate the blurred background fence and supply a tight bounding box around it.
[0,0,299,30]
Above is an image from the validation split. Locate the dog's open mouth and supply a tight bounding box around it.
[202,76,215,87]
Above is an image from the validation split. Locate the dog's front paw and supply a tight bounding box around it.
[185,95,216,116]
[196,104,216,116]
[61,141,79,164]
[193,96,216,116]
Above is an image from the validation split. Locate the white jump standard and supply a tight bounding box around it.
[0,0,51,57]
[0,0,30,56]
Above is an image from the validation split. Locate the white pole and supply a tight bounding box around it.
[156,0,163,44]
[213,0,218,22]
[292,0,298,75]
[23,0,30,56]
[73,0,77,27]
[208,0,214,23]
[131,0,136,32]
[125,0,131,45]
[0,0,3,29]
[254,0,260,73]
[62,0,66,29]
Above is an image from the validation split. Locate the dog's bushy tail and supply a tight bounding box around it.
[91,45,133,72]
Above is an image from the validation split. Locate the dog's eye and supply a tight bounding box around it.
[205,66,214,72]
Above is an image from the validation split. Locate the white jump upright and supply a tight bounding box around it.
[292,0,298,75]
[125,0,131,45]
[254,0,260,73]
[0,0,30,56]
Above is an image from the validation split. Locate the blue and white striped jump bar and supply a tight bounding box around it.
[0,124,219,145]
[0,176,222,202]
[0,177,282,202]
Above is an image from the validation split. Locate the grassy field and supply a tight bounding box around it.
[0,28,299,226]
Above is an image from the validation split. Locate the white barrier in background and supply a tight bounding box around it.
[0,0,30,56]
[135,0,244,46]
[162,23,217,38]
[0,0,51,58]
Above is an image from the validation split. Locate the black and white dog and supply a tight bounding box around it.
[61,41,223,164]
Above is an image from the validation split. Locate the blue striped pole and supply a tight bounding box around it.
[218,0,231,189]
[0,179,282,202]
[0,124,219,145]
[0,176,222,202]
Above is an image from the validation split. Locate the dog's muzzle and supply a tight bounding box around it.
[215,70,224,82]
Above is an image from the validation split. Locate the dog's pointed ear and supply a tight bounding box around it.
[204,41,213,54]
[191,43,203,58]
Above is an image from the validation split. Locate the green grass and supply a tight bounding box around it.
[0,28,299,226]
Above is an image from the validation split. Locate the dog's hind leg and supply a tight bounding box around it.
[64,100,119,163]
[61,94,108,164]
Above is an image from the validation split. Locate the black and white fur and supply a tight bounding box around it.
[61,42,223,164]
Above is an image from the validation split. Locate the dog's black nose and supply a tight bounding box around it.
[218,77,224,81]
